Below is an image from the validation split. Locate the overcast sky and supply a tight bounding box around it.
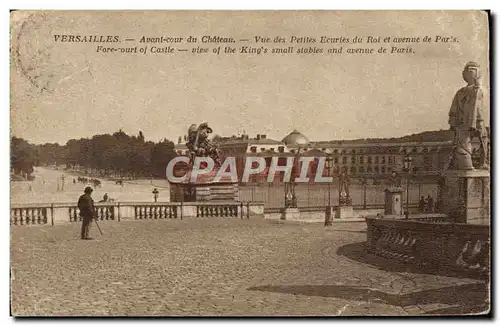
[10,10,490,145]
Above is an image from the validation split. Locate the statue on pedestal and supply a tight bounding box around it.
[448,62,489,170]
[284,183,297,208]
[186,122,221,166]
[389,170,402,188]
[338,170,352,206]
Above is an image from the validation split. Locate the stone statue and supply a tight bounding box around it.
[284,183,297,208]
[186,122,221,166]
[448,62,489,170]
[338,170,352,206]
[389,170,402,188]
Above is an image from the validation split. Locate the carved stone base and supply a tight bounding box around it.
[281,207,300,220]
[439,169,490,224]
[171,183,239,202]
[335,205,355,219]
[384,187,403,215]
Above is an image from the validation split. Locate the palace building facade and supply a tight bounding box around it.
[175,129,484,180]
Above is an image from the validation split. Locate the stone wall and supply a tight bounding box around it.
[265,207,384,222]
[366,217,490,274]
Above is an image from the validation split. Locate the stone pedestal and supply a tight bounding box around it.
[384,187,403,215]
[281,207,300,220]
[335,205,354,219]
[324,206,335,225]
[171,182,239,202]
[439,169,490,224]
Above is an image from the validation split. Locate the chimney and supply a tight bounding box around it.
[261,134,267,139]
[256,134,261,140]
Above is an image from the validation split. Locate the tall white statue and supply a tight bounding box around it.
[448,62,489,170]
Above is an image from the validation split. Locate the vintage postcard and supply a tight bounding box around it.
[10,10,490,316]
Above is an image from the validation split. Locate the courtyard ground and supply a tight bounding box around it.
[10,217,489,316]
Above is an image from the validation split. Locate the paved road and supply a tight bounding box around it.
[10,218,489,316]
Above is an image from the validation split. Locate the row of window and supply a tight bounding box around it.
[248,146,440,155]
[354,166,388,173]
[324,148,436,154]
[333,156,396,165]
[349,166,425,174]
[249,146,285,153]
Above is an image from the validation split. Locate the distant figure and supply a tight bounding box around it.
[418,196,426,213]
[73,178,76,184]
[426,195,434,213]
[434,199,441,213]
[77,186,95,240]
[103,193,109,202]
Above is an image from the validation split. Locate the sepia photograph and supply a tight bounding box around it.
[9,10,491,317]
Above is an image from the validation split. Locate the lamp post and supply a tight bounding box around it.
[285,152,298,208]
[152,188,159,202]
[284,144,308,209]
[361,176,367,210]
[403,155,413,218]
[323,155,334,226]
[326,156,333,209]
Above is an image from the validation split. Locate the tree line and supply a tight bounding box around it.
[11,130,177,179]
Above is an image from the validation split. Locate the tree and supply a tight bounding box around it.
[150,139,176,178]
[12,130,179,179]
[11,137,36,176]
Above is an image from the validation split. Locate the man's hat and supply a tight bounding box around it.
[84,186,93,194]
[464,61,480,70]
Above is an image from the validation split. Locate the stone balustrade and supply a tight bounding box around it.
[10,204,51,225]
[366,217,490,273]
[264,206,385,222]
[10,201,264,225]
[133,204,178,220]
[379,213,455,223]
[69,203,117,222]
[196,203,239,218]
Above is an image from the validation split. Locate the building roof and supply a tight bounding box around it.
[301,148,327,156]
[255,150,295,157]
[219,138,284,147]
[282,129,310,147]
[312,140,453,148]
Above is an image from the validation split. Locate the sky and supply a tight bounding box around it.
[10,10,490,145]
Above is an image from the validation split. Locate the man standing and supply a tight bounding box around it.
[426,195,434,213]
[418,196,426,212]
[78,186,95,240]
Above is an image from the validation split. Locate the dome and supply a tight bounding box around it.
[282,129,310,147]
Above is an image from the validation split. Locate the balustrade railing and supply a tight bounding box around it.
[134,204,178,220]
[366,217,490,273]
[11,201,260,225]
[196,204,240,218]
[411,215,454,223]
[10,205,50,225]
[68,204,116,222]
